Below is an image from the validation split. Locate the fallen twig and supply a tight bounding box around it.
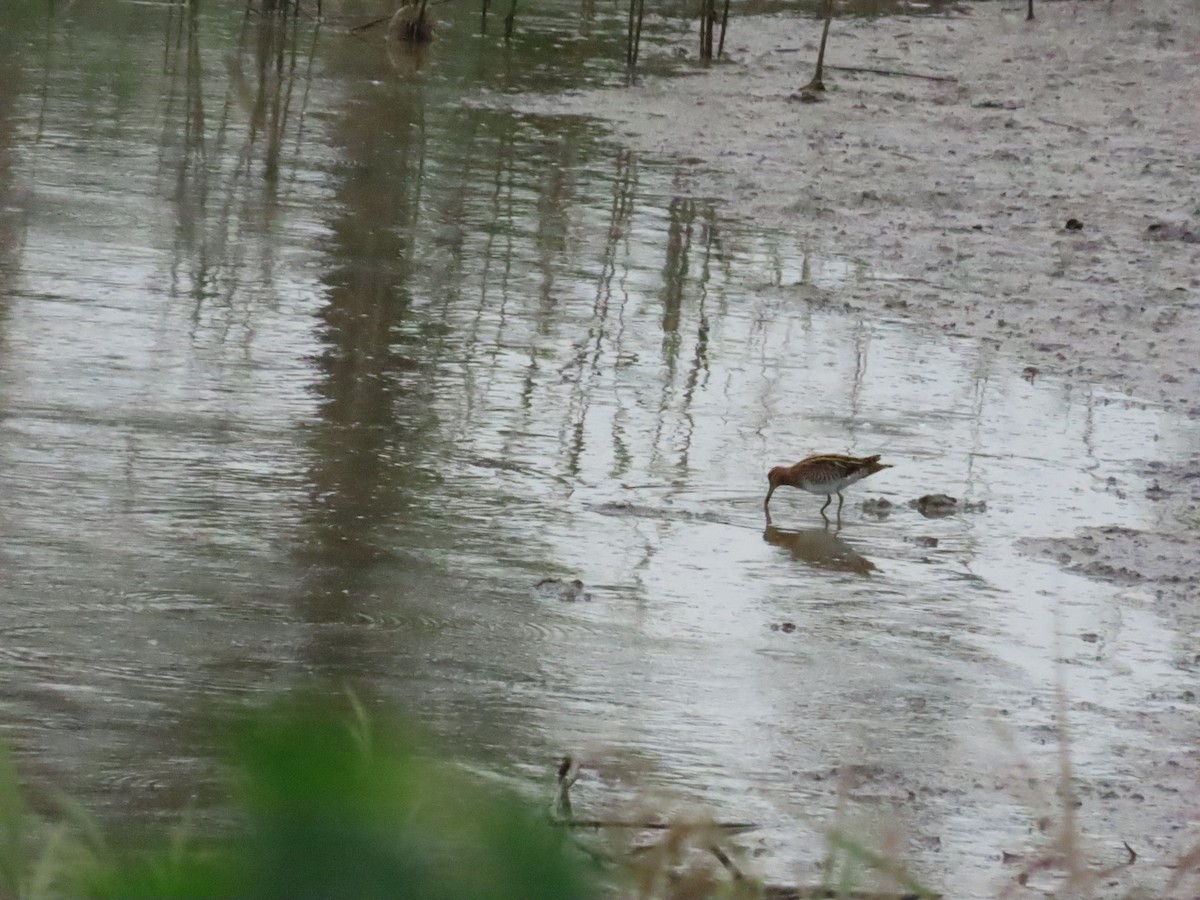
[708,842,746,881]
[825,63,956,82]
[557,818,757,831]
[768,890,938,899]
[1037,116,1085,131]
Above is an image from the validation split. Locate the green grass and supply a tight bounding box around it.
[0,695,598,900]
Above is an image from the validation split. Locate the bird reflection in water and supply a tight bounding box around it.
[763,524,877,576]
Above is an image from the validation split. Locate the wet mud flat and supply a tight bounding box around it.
[499,0,1200,894]
[513,0,1200,410]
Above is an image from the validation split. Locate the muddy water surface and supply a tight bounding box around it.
[0,2,1195,896]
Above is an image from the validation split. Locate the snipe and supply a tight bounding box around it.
[764,453,893,521]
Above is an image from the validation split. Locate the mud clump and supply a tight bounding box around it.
[1145,221,1200,243]
[912,494,958,517]
[1020,522,1200,595]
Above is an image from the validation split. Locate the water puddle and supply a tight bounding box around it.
[0,1,1195,895]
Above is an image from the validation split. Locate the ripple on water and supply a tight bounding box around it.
[588,498,748,528]
[344,609,433,631]
[486,587,618,644]
[112,588,213,615]
[0,625,60,670]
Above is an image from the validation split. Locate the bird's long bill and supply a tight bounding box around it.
[763,483,776,512]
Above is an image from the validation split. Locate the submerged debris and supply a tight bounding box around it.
[534,578,592,602]
[972,98,1022,110]
[861,497,894,519]
[1145,481,1171,501]
[907,495,986,517]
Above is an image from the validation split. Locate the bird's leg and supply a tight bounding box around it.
[819,494,832,515]
[837,491,845,514]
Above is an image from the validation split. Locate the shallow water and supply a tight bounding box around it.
[0,1,1195,894]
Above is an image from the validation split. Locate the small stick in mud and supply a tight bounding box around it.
[503,0,517,39]
[717,0,731,58]
[699,0,718,60]
[550,757,756,832]
[795,0,833,98]
[552,755,578,820]
[626,0,646,66]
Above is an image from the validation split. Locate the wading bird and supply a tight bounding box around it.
[764,454,892,521]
